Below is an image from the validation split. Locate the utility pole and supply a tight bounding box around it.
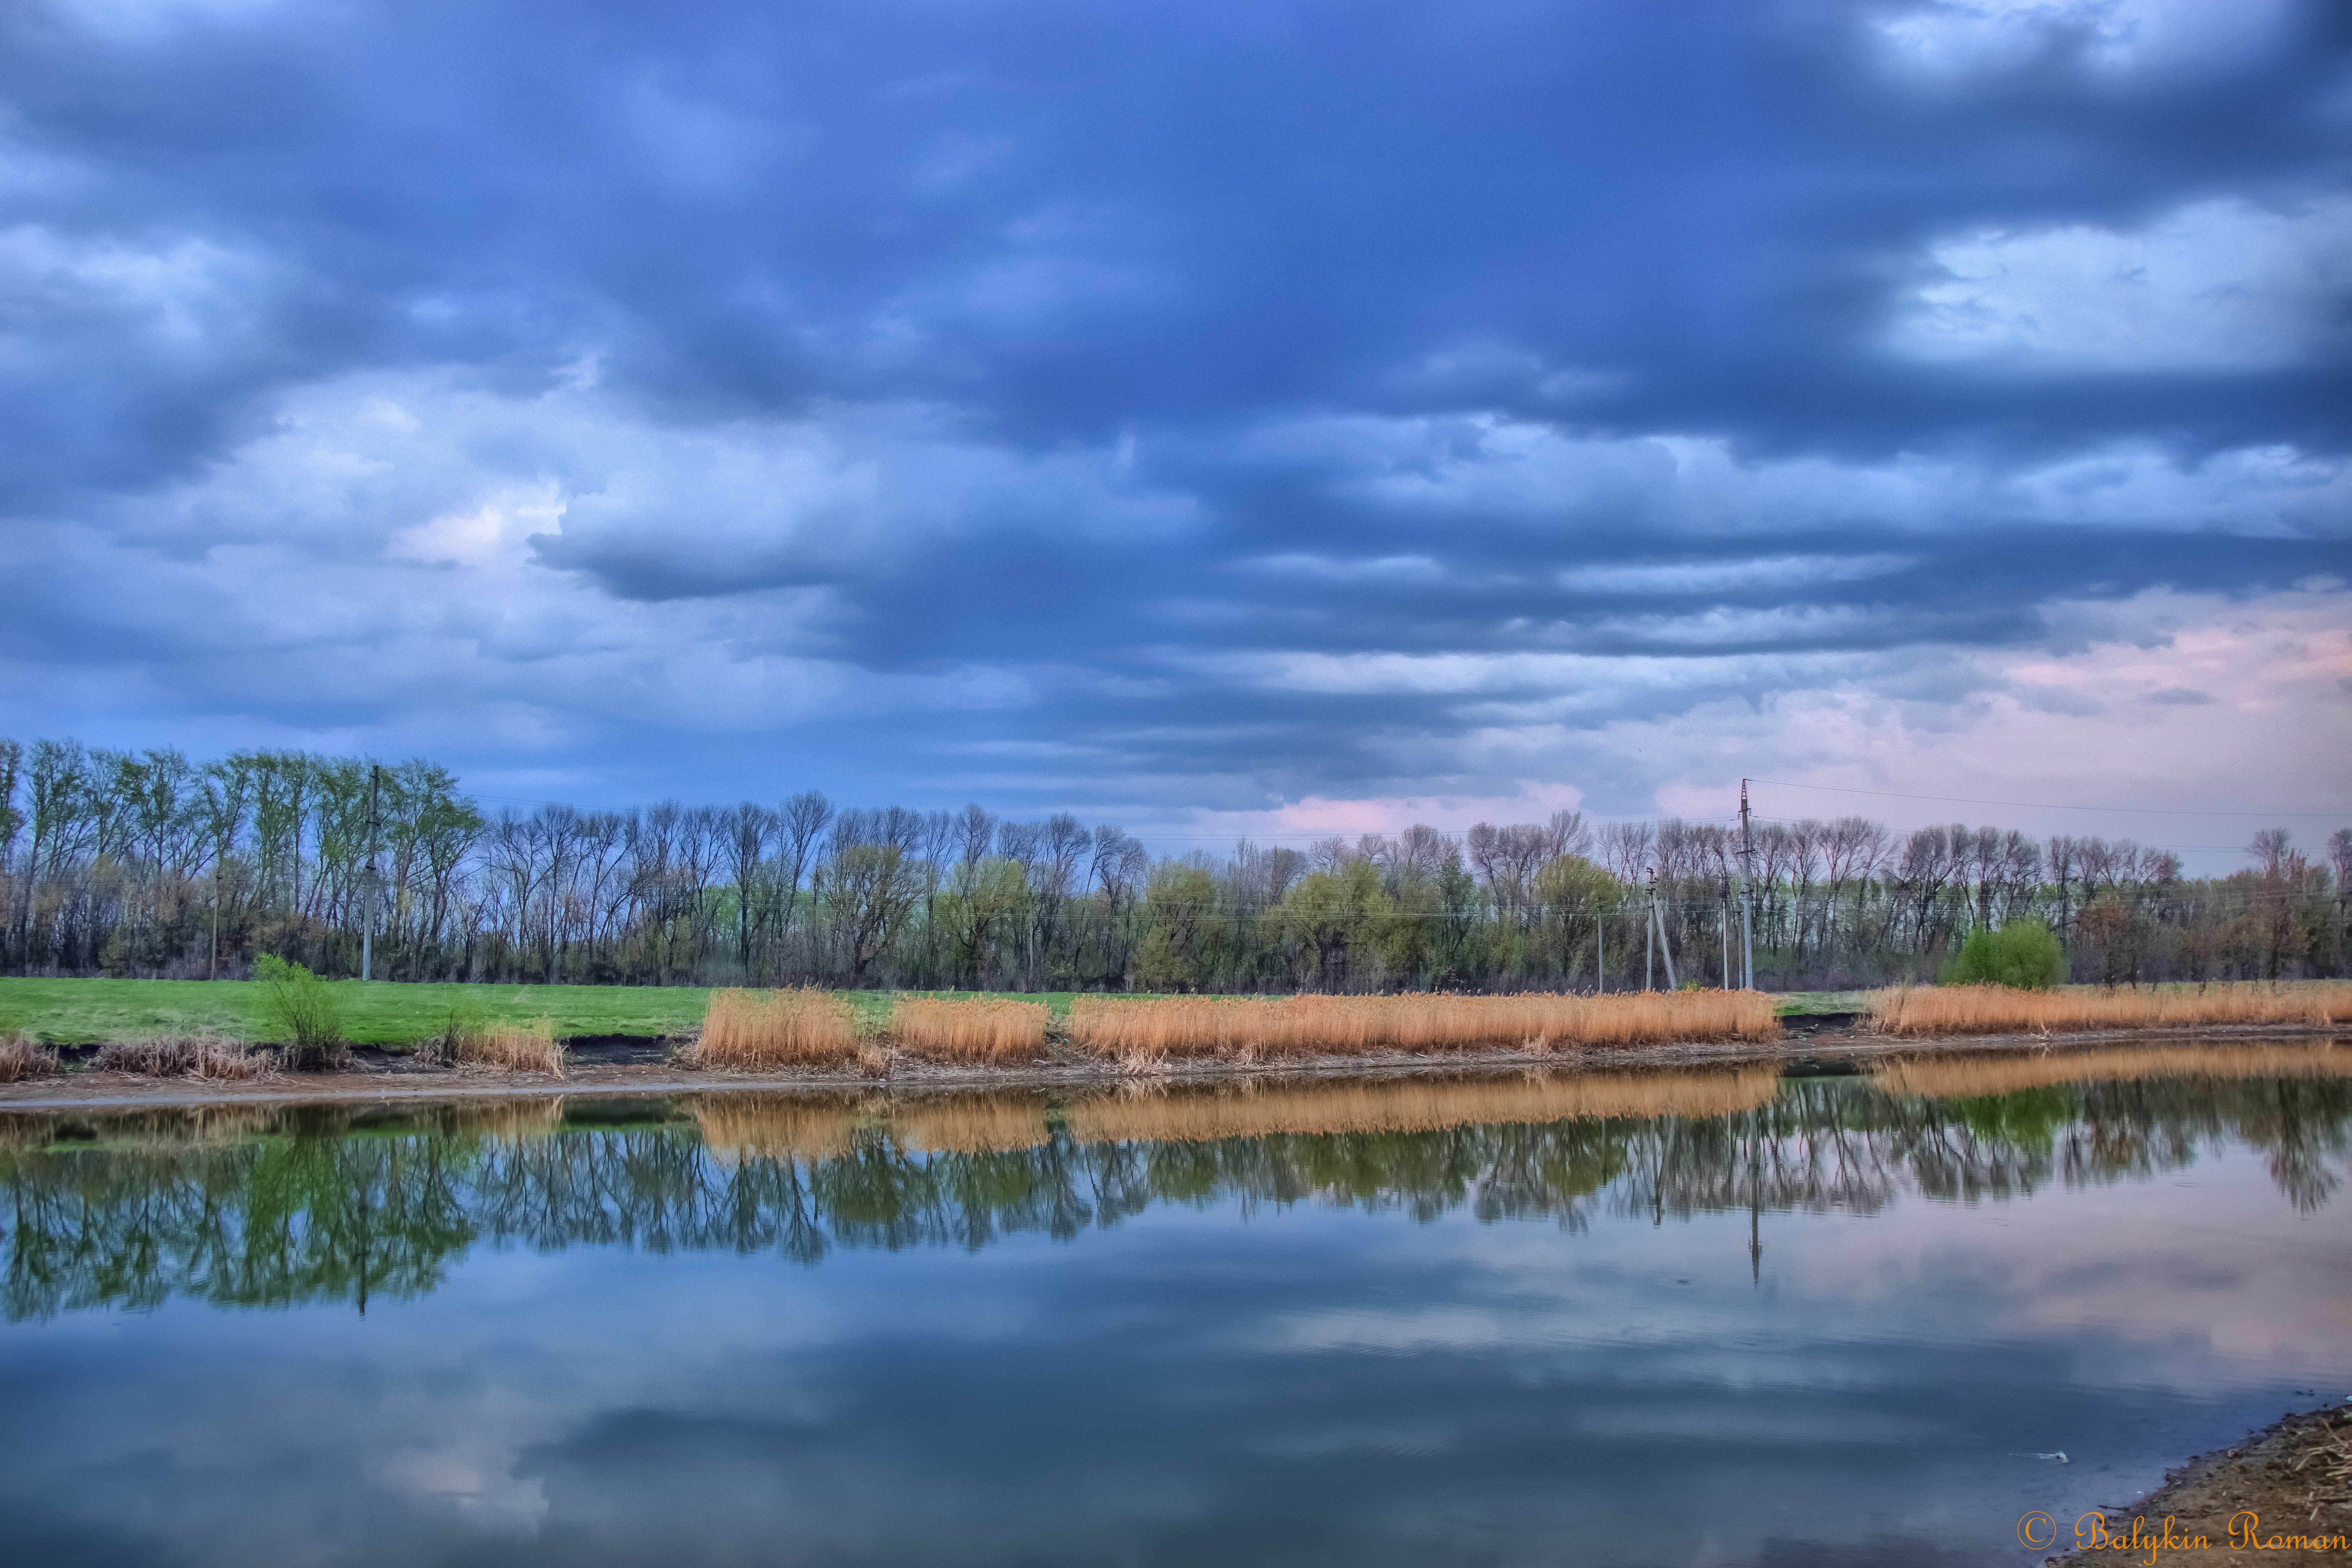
[1645,871,1655,990]
[361,764,382,983]
[1646,869,1678,989]
[1722,883,1731,990]
[1737,806,1753,989]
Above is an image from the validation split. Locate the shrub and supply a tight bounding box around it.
[1942,920,2067,990]
[252,953,345,1067]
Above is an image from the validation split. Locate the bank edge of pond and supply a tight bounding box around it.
[0,1022,2339,1113]
[2048,1401,2352,1566]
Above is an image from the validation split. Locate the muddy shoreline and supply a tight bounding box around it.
[0,1020,2337,1112]
[2049,1403,2352,1566]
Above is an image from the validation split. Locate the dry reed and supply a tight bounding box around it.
[91,1036,277,1080]
[691,1092,873,1162]
[437,1016,567,1076]
[886,997,1052,1063]
[1869,981,2352,1038]
[890,1094,1054,1153]
[1066,989,1776,1062]
[0,1033,60,1083]
[1871,1041,2348,1100]
[693,987,862,1070]
[1062,1065,1785,1145]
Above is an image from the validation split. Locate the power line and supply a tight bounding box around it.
[1747,779,2345,818]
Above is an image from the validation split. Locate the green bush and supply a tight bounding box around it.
[253,954,344,1065]
[1942,920,2068,990]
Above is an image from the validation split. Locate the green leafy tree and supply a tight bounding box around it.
[1132,863,1229,991]
[1942,918,2067,990]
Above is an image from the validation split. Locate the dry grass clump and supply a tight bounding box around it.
[1872,1041,2347,1100]
[434,1015,567,1076]
[91,1036,276,1080]
[1869,981,2352,1038]
[1064,1065,1784,1144]
[693,987,862,1070]
[0,1033,61,1083]
[1067,989,1776,1063]
[691,1092,871,1162]
[886,997,1051,1063]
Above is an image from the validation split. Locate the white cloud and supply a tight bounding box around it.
[1872,0,2295,77]
[1889,198,2352,373]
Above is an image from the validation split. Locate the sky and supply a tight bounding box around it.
[1,0,2347,865]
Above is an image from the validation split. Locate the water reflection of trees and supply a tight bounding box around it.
[3,1074,2344,1319]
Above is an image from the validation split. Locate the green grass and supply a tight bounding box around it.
[0,978,714,1048]
[0,979,1117,1047]
[1774,989,1874,1016]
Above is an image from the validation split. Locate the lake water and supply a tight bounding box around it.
[2,1044,2347,1566]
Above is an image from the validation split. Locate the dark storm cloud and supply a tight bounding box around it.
[0,0,2345,810]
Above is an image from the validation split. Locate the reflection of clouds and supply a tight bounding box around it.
[2,1093,2348,1564]
[370,1444,549,1533]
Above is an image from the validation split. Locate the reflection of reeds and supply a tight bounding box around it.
[92,1036,276,1080]
[1066,990,1776,1060]
[437,1098,570,1142]
[890,1094,1053,1153]
[691,1092,873,1162]
[886,998,1051,1063]
[694,988,861,1069]
[1869,982,2352,1038]
[0,1034,60,1083]
[1062,1066,1784,1144]
[1873,1041,2348,1099]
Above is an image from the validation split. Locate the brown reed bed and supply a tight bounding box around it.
[889,1094,1054,1153]
[433,1015,567,1076]
[1868,981,2352,1039]
[0,1033,60,1083]
[690,1091,875,1162]
[692,987,863,1070]
[91,1036,278,1081]
[1871,1040,2348,1100]
[1062,1065,1786,1145]
[885,997,1051,1064]
[1065,989,1777,1065]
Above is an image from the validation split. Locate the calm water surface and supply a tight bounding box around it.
[3,1047,2348,1567]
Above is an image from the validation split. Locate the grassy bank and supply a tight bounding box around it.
[0,978,717,1046]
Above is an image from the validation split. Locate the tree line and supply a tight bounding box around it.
[1,736,2345,991]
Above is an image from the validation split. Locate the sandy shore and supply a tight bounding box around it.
[0,1021,2338,1112]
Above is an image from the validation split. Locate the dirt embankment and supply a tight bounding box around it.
[2049,1403,2352,1566]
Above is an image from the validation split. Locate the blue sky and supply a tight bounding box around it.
[2,0,2346,857]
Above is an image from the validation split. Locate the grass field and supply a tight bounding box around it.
[0,978,713,1047]
[0,979,1110,1047]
